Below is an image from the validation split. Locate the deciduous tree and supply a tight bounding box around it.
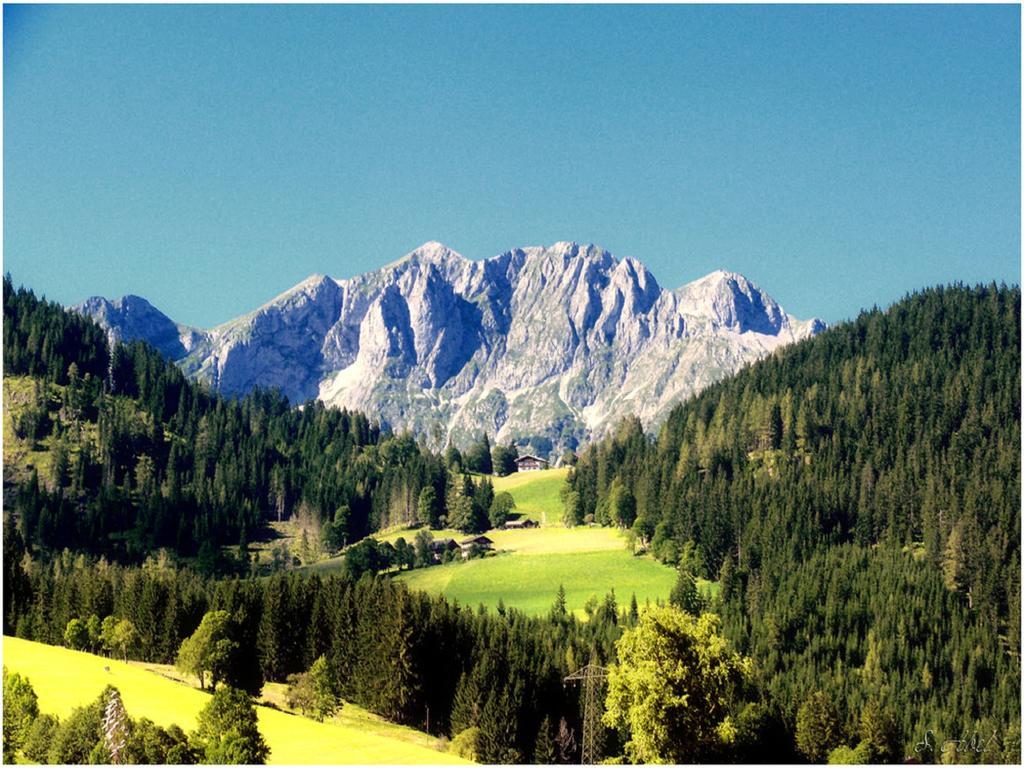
[176,610,238,690]
[603,606,751,763]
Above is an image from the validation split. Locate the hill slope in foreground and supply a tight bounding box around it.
[2,636,469,765]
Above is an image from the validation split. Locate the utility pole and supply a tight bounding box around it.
[564,661,609,764]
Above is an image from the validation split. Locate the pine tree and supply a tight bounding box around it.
[448,495,475,533]
[943,518,965,593]
[449,670,481,736]
[859,699,900,762]
[718,553,736,603]
[417,486,440,528]
[550,585,567,622]
[768,403,784,449]
[533,715,556,764]
[795,691,840,762]
[477,688,522,763]
[669,568,702,615]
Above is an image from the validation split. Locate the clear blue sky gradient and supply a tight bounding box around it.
[4,4,1020,328]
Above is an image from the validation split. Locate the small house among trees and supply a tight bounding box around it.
[459,535,494,558]
[428,538,459,563]
[514,454,549,472]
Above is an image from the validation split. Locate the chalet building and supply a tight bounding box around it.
[428,538,459,563]
[514,454,549,472]
[459,535,494,557]
[502,519,539,530]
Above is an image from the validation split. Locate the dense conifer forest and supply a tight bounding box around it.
[566,283,1021,760]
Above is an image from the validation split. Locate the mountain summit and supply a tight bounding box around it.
[74,242,824,456]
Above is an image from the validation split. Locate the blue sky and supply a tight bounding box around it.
[4,3,1020,328]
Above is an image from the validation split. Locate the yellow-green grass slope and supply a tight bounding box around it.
[491,466,569,524]
[2,636,470,765]
[388,468,680,615]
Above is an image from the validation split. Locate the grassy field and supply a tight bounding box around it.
[395,547,678,616]
[492,467,569,524]
[2,636,468,765]
[378,523,624,553]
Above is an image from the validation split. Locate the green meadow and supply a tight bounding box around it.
[395,546,678,616]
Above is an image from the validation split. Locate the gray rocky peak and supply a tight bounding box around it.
[72,294,203,359]
[74,242,825,458]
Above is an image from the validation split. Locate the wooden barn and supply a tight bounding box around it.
[514,454,549,472]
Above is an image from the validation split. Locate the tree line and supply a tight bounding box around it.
[6,542,820,763]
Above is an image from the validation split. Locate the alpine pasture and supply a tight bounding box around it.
[491,466,569,524]
[395,546,678,616]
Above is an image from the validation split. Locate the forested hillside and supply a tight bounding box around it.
[3,275,447,567]
[566,283,1021,759]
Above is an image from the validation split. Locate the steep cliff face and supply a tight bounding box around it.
[74,241,824,456]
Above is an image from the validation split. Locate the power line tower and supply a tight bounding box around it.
[564,661,609,764]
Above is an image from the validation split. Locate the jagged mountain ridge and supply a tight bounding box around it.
[74,241,825,456]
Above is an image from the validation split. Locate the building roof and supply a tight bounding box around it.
[459,535,494,546]
[429,538,458,549]
[515,454,549,464]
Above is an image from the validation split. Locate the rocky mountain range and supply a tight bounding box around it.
[74,241,825,457]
